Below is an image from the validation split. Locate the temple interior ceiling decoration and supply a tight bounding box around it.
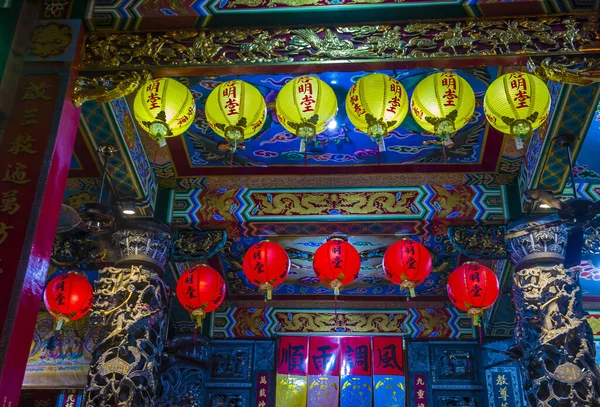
[47,1,600,342]
[64,65,600,334]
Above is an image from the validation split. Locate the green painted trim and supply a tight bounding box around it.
[71,0,88,19]
[155,187,174,224]
[0,0,22,84]
[502,183,523,222]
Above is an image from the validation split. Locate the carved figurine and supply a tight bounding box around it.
[72,71,151,108]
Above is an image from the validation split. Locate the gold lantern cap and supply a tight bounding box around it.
[143,110,171,147]
[510,119,533,139]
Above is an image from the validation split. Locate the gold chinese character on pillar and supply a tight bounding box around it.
[22,82,51,101]
[8,134,37,155]
[0,190,20,215]
[3,163,31,184]
[0,222,14,244]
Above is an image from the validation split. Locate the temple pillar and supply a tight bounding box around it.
[506,216,600,407]
[0,21,82,404]
[85,220,172,407]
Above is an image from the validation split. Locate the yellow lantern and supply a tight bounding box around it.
[205,80,267,150]
[133,78,196,147]
[410,72,475,146]
[346,73,408,152]
[484,72,551,149]
[275,76,338,152]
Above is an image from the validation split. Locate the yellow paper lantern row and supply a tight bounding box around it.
[206,80,267,148]
[410,72,475,145]
[484,72,551,147]
[275,76,338,152]
[133,78,196,147]
[346,73,408,151]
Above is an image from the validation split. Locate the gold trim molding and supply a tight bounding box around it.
[81,15,600,70]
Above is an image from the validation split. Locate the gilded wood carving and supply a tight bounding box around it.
[81,16,600,70]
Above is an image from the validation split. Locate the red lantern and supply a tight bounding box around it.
[312,238,361,296]
[176,265,226,328]
[44,272,94,330]
[447,262,499,326]
[383,238,432,297]
[243,241,290,300]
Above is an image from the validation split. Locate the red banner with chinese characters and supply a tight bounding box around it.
[255,372,269,407]
[308,336,340,376]
[308,336,340,407]
[372,337,404,376]
[277,336,309,375]
[341,337,371,376]
[276,336,309,407]
[340,337,373,407]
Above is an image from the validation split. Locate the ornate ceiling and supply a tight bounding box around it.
[56,5,600,335]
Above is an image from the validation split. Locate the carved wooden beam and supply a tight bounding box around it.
[80,15,600,74]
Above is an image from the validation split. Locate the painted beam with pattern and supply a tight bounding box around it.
[172,185,505,236]
[210,307,473,339]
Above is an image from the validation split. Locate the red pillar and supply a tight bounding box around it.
[0,66,80,404]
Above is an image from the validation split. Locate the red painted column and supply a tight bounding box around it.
[0,67,80,405]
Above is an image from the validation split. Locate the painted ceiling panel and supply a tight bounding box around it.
[165,67,503,171]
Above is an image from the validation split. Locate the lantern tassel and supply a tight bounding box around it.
[334,295,337,316]
[300,138,306,153]
[266,285,272,300]
[478,323,483,346]
[55,316,69,331]
[378,135,386,153]
[473,313,479,327]
[331,279,342,297]
[377,139,381,165]
[192,309,205,330]
[515,134,525,150]
[401,281,416,298]
[229,140,237,167]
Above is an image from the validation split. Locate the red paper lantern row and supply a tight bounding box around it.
[243,241,290,300]
[44,272,94,330]
[313,238,361,296]
[447,262,499,326]
[176,265,226,328]
[383,238,432,297]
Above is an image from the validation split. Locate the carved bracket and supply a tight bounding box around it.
[51,230,109,269]
[448,225,508,260]
[165,333,211,367]
[171,230,227,262]
[527,56,600,86]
